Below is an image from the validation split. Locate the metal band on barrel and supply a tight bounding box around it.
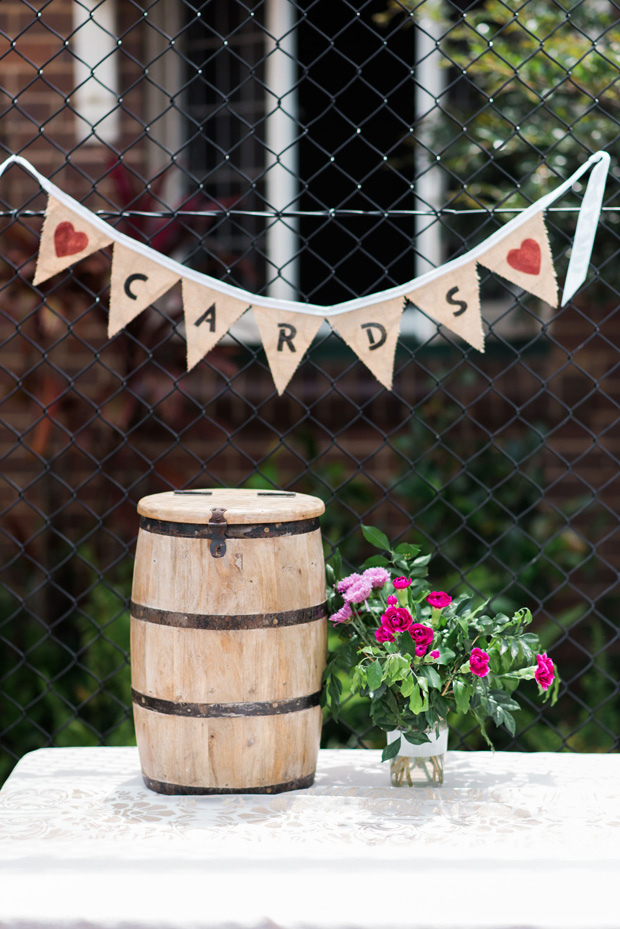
[141,772,315,795]
[132,688,322,718]
[130,600,327,630]
[139,515,320,539]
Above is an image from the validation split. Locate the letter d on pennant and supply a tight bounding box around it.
[331,298,405,390]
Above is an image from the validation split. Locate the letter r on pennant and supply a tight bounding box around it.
[277,323,297,352]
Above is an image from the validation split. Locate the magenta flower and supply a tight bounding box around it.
[430,650,440,659]
[415,645,428,657]
[469,647,490,678]
[336,572,362,593]
[343,578,373,604]
[362,567,390,589]
[409,623,434,648]
[375,625,395,644]
[534,653,555,690]
[386,595,398,606]
[393,577,412,589]
[328,603,352,624]
[381,606,413,634]
[426,591,453,609]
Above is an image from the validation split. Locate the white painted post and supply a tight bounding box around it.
[264,0,300,300]
[72,0,120,146]
[413,2,446,339]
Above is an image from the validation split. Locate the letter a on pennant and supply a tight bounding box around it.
[108,243,180,337]
[477,211,557,307]
[182,280,251,370]
[331,298,405,390]
[408,261,484,351]
[253,307,323,394]
[33,196,113,285]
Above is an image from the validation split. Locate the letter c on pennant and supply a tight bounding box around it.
[361,322,387,351]
[124,273,149,300]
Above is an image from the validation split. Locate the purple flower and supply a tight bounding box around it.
[409,623,434,648]
[426,591,453,609]
[415,645,428,657]
[386,595,398,606]
[534,653,555,690]
[381,606,413,634]
[375,626,395,644]
[430,650,440,660]
[393,577,412,589]
[343,578,373,604]
[328,603,352,625]
[469,647,490,678]
[336,572,362,593]
[362,567,390,589]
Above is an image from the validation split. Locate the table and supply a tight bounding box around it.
[0,747,618,929]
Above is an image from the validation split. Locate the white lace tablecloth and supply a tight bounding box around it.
[1,747,618,929]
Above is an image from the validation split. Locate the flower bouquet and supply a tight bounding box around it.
[322,526,559,786]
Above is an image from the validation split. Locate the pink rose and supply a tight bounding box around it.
[409,623,434,647]
[328,603,352,624]
[336,572,362,593]
[415,645,427,657]
[375,625,395,644]
[381,606,413,634]
[363,567,390,589]
[386,594,398,606]
[534,653,555,690]
[393,577,412,589]
[469,647,490,678]
[430,650,440,659]
[343,578,373,604]
[426,591,452,609]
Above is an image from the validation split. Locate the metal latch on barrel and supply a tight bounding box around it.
[209,507,228,558]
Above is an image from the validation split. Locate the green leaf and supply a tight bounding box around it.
[362,554,390,569]
[366,660,383,691]
[433,646,455,665]
[395,543,421,557]
[412,553,432,567]
[503,711,516,736]
[403,730,431,746]
[453,678,471,714]
[381,737,401,761]
[409,684,424,715]
[398,631,418,658]
[361,525,391,552]
[400,676,415,698]
[419,664,442,689]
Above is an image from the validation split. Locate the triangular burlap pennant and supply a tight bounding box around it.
[108,243,180,337]
[253,306,323,395]
[408,261,484,351]
[477,211,557,306]
[183,280,251,370]
[33,196,113,286]
[331,298,405,390]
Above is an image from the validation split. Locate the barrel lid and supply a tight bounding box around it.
[137,489,325,525]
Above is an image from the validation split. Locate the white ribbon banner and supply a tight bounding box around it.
[0,151,610,393]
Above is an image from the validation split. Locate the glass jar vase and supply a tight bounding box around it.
[387,723,449,787]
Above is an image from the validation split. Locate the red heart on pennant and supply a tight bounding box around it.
[506,238,541,275]
[54,221,89,258]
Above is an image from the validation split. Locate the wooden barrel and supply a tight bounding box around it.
[130,489,326,795]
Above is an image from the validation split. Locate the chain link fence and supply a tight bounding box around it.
[1,0,619,783]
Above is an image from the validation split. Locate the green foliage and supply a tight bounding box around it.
[0,550,135,786]
[323,529,558,759]
[438,0,620,203]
